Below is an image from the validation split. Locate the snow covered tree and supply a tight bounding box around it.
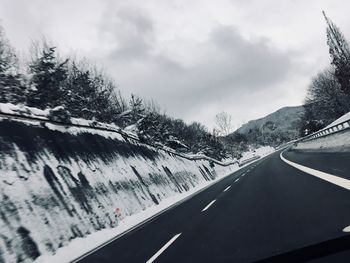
[323,11,350,94]
[128,94,145,125]
[199,132,226,160]
[222,132,248,159]
[0,25,25,104]
[138,112,167,142]
[27,43,68,109]
[65,61,96,118]
[62,60,127,123]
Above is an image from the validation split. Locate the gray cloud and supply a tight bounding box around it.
[2,0,348,128]
[101,14,295,124]
[98,6,155,61]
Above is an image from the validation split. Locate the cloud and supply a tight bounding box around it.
[2,0,349,128]
[99,13,296,126]
[98,6,155,61]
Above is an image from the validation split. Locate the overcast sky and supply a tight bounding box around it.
[1,0,349,130]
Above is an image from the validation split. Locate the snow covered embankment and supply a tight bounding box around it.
[294,112,350,152]
[0,114,238,263]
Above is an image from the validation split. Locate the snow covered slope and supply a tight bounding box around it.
[0,112,239,263]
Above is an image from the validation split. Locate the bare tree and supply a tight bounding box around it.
[304,68,349,126]
[215,111,233,136]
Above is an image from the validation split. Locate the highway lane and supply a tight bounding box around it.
[284,149,350,180]
[78,149,350,263]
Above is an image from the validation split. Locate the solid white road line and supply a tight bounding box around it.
[223,186,231,192]
[343,226,350,232]
[280,151,350,191]
[146,233,181,263]
[202,200,216,212]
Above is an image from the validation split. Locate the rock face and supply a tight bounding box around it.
[0,116,235,263]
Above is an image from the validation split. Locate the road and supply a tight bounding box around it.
[77,149,350,262]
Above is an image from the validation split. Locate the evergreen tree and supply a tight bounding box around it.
[138,112,166,142]
[63,61,127,123]
[128,94,145,124]
[323,11,350,94]
[65,62,97,119]
[27,44,68,109]
[0,25,25,104]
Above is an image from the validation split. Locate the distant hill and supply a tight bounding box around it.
[236,106,304,134]
[233,106,304,147]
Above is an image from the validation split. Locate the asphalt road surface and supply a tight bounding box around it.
[77,148,350,263]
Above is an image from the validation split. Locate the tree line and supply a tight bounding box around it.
[300,12,350,135]
[0,25,227,160]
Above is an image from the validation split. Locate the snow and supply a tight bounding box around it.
[0,104,276,263]
[32,147,277,263]
[33,168,235,263]
[240,146,274,161]
[124,124,138,134]
[33,146,276,263]
[117,109,132,118]
[0,113,240,263]
[0,102,50,119]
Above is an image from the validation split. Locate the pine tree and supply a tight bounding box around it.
[60,60,126,123]
[323,11,350,94]
[129,94,145,124]
[65,62,96,118]
[0,25,25,104]
[90,70,121,123]
[27,44,68,109]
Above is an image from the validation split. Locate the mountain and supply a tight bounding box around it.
[233,105,304,146]
[236,106,304,134]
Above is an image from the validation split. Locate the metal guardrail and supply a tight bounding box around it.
[0,111,240,167]
[300,119,350,142]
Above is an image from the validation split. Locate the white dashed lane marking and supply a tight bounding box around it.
[223,186,231,192]
[202,200,216,212]
[146,233,182,263]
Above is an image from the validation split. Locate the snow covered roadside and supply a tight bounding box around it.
[240,146,275,162]
[0,105,276,263]
[33,167,235,263]
[33,146,275,263]
[0,114,240,263]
